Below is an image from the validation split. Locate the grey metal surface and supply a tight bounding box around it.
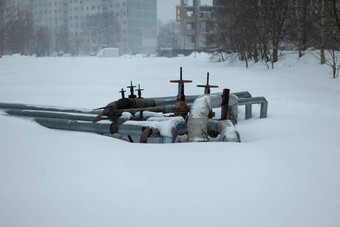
[151,91,245,106]
[34,118,113,134]
[208,119,241,142]
[0,102,100,114]
[238,97,268,119]
[6,109,95,121]
[118,124,160,137]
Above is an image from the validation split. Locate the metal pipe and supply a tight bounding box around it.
[118,124,160,137]
[238,97,268,119]
[34,118,114,134]
[0,102,100,114]
[221,89,230,120]
[6,109,96,121]
[151,91,247,106]
[208,119,241,142]
[232,91,252,119]
[187,95,210,142]
[232,91,252,99]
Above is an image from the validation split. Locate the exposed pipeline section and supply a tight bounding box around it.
[34,118,114,134]
[0,102,99,114]
[238,96,268,119]
[208,120,241,142]
[0,67,269,144]
[6,109,96,122]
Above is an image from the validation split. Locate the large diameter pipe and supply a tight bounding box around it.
[118,124,160,137]
[187,96,211,142]
[6,109,96,121]
[208,119,241,142]
[238,97,268,119]
[0,102,100,114]
[151,91,245,107]
[34,118,114,134]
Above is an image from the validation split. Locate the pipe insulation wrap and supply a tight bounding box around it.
[187,95,211,142]
[208,120,241,142]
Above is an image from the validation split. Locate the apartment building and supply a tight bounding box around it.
[176,0,216,52]
[11,0,157,55]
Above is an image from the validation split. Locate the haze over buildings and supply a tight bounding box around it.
[11,0,157,55]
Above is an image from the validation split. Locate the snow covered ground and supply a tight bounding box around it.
[1,52,340,227]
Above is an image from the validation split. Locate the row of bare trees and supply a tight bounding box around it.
[213,0,340,77]
[0,1,120,56]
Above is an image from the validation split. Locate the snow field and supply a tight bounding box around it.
[1,52,340,226]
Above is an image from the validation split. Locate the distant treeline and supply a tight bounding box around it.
[212,0,339,70]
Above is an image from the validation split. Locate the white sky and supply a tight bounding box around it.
[157,0,213,23]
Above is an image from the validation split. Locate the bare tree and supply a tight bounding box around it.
[320,0,326,64]
[82,11,120,53]
[0,0,16,54]
[35,26,51,57]
[158,20,180,51]
[55,26,70,54]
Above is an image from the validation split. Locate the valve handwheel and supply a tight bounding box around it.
[197,72,218,94]
[170,67,192,101]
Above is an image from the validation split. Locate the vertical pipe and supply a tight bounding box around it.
[221,89,230,120]
[260,99,268,118]
[245,105,252,120]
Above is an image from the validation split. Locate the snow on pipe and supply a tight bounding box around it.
[0,102,100,114]
[187,94,241,142]
[187,95,211,142]
[6,109,96,122]
[123,117,187,143]
[208,120,241,142]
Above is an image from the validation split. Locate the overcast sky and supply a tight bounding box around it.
[157,0,213,23]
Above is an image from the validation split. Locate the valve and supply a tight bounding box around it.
[170,67,192,101]
[170,67,192,118]
[135,84,144,99]
[197,72,218,94]
[127,81,137,98]
[119,88,126,99]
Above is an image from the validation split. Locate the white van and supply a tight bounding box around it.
[96,48,119,57]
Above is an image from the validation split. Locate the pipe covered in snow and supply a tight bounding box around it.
[187,95,212,142]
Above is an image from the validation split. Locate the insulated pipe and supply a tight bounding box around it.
[232,91,252,119]
[151,91,247,106]
[208,119,241,142]
[34,118,114,134]
[232,91,252,99]
[0,102,100,114]
[6,109,96,121]
[238,97,268,119]
[158,120,187,143]
[187,95,211,142]
[118,124,160,138]
[121,117,187,143]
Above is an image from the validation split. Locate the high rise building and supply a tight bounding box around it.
[127,0,157,54]
[9,0,157,55]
